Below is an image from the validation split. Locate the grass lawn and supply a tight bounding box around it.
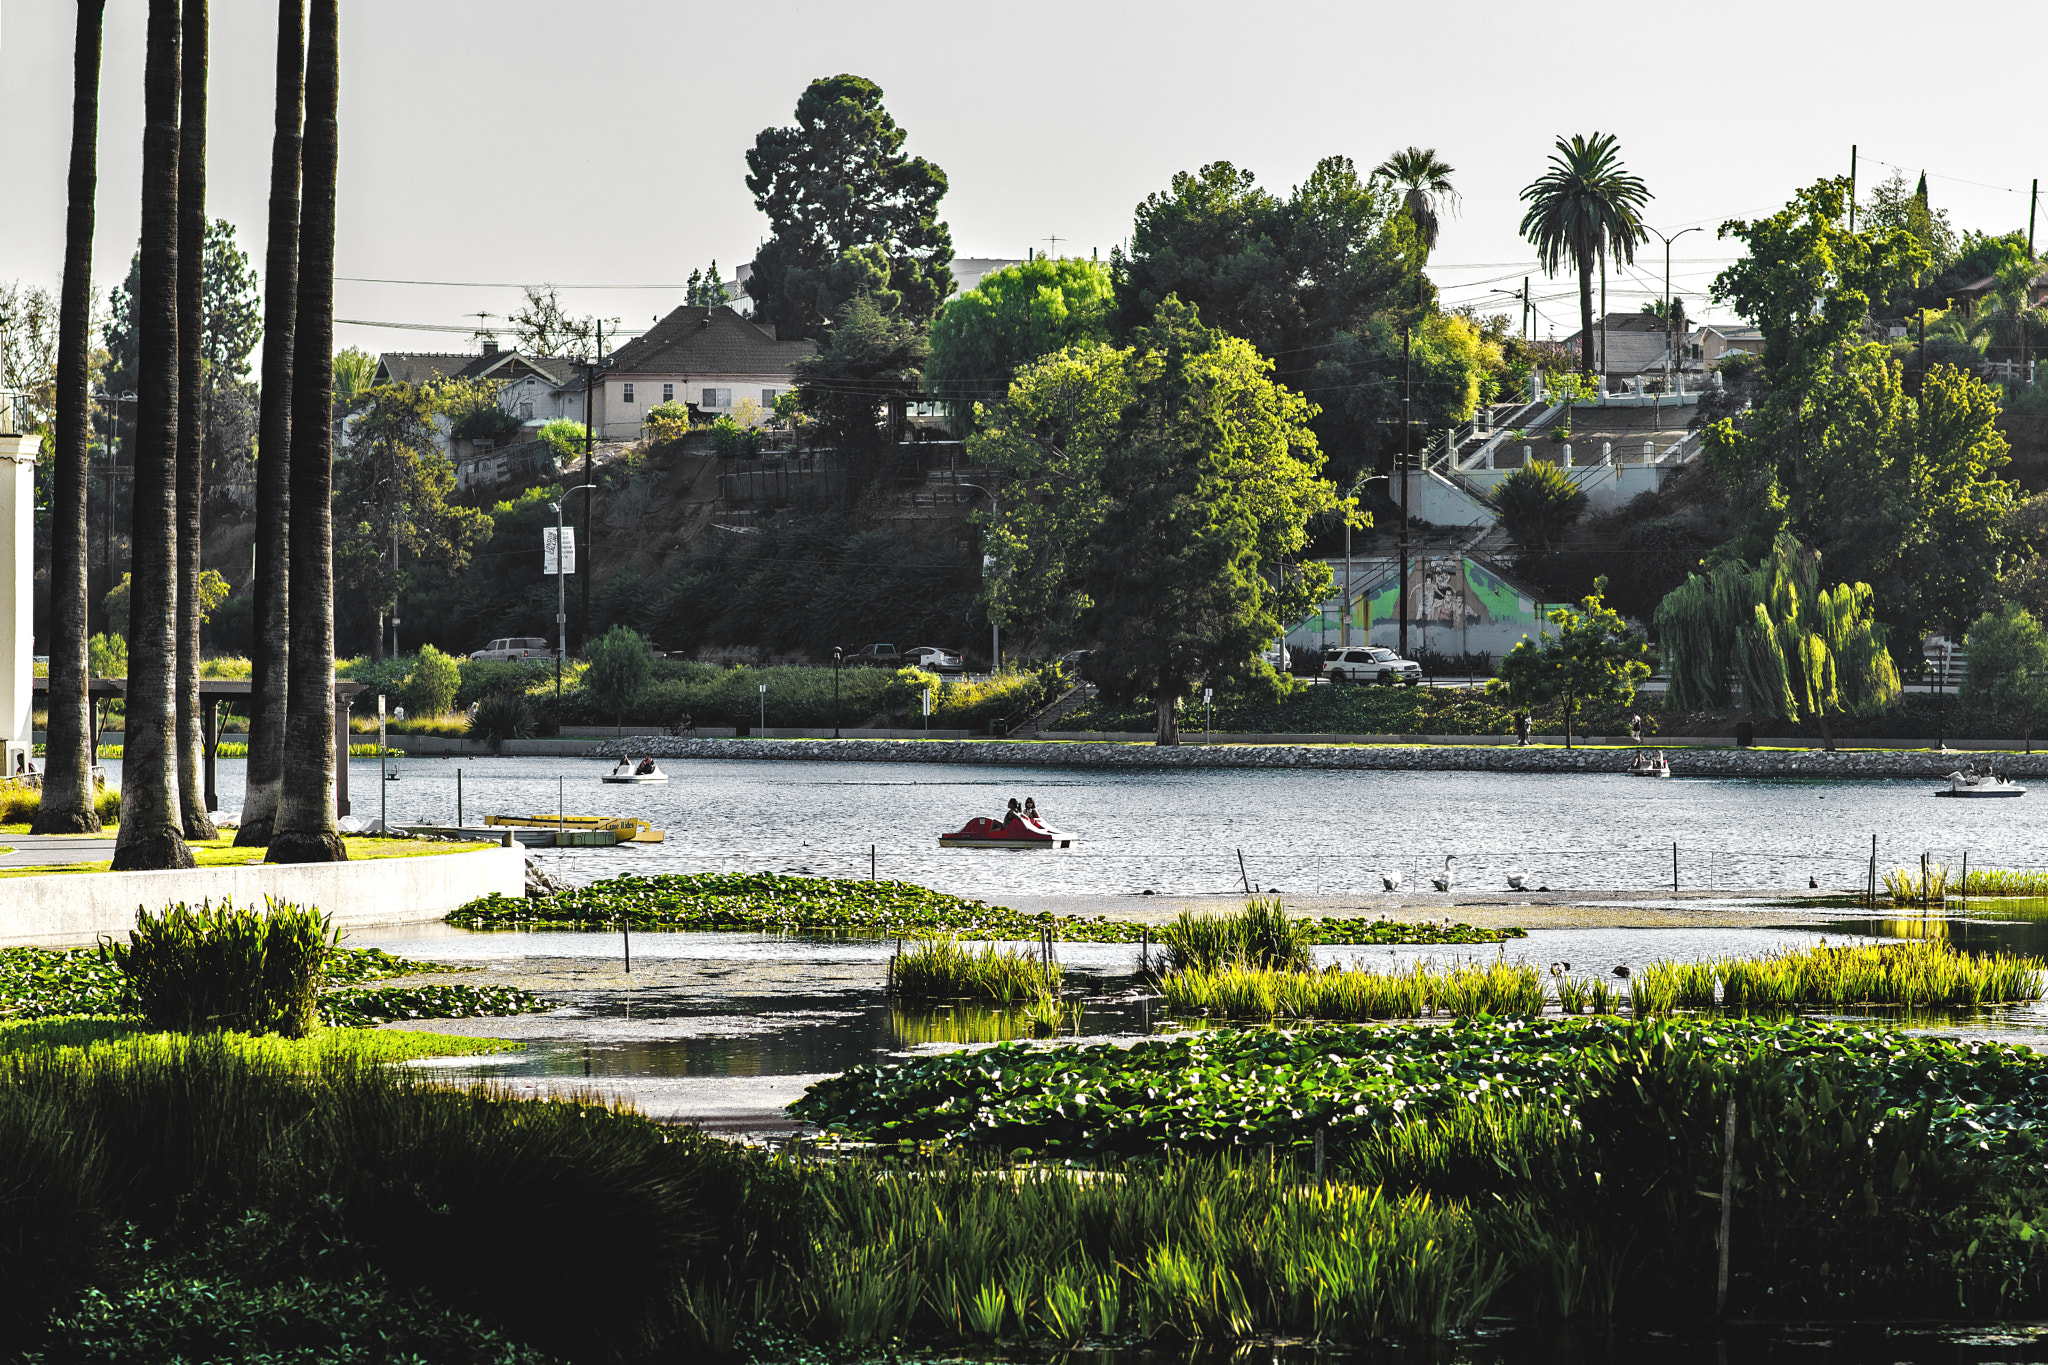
[0,1013,520,1062]
[0,834,497,877]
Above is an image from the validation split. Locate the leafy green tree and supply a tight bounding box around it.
[1373,146,1458,254]
[685,261,731,307]
[1654,534,1901,748]
[538,417,586,462]
[925,257,1112,433]
[1488,461,1588,559]
[582,625,654,734]
[104,569,226,638]
[745,75,954,340]
[1861,169,1957,274]
[1518,133,1651,377]
[1489,577,1650,749]
[1960,603,2048,749]
[333,382,494,658]
[971,299,1338,744]
[405,643,461,717]
[793,293,927,486]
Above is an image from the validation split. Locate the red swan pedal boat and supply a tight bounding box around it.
[938,814,1076,849]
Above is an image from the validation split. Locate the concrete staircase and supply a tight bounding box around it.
[1012,684,1096,737]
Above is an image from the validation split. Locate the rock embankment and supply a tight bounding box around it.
[593,736,2044,778]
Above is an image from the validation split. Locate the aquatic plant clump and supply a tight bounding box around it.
[889,937,1062,1004]
[104,898,337,1038]
[1161,959,1545,1021]
[1158,898,1316,973]
[792,1015,2048,1160]
[451,874,1525,946]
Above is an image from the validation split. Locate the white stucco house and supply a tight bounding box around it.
[586,305,815,442]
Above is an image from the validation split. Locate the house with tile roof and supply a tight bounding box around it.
[589,304,815,441]
[370,342,589,429]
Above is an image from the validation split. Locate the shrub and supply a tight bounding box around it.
[644,401,692,442]
[466,689,535,753]
[882,666,943,725]
[86,632,125,680]
[0,785,121,828]
[709,413,763,457]
[406,644,461,717]
[103,898,335,1038]
[1488,460,1588,555]
[537,417,584,463]
[455,656,558,707]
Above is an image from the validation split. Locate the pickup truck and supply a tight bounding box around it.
[848,643,903,666]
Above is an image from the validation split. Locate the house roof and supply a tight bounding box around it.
[600,304,815,379]
[373,350,579,388]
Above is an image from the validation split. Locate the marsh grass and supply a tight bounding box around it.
[1160,958,1542,1021]
[889,937,1061,1004]
[1884,863,1952,905]
[1960,867,2048,898]
[0,784,121,828]
[0,1014,518,1063]
[1158,897,1315,974]
[1621,940,2045,1013]
[106,898,334,1037]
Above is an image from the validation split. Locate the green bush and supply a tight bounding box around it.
[405,644,461,717]
[455,656,558,708]
[103,898,335,1038]
[537,417,584,463]
[582,625,654,728]
[0,785,121,828]
[709,413,762,457]
[466,689,536,753]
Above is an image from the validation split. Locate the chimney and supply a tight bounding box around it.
[481,337,499,356]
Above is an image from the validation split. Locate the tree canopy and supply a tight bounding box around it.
[970,298,1339,744]
[1518,132,1650,376]
[745,75,954,341]
[792,292,928,487]
[686,262,731,307]
[1960,603,2048,745]
[924,257,1113,432]
[508,285,597,356]
[1488,577,1651,748]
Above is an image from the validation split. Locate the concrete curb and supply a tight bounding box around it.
[579,736,2047,778]
[0,845,526,949]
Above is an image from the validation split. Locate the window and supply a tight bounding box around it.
[762,387,778,406]
[662,382,674,402]
[702,387,731,409]
[622,382,636,403]
[519,401,533,419]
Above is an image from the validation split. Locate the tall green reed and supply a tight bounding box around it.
[102,897,335,1037]
[1160,958,1541,1021]
[1159,897,1315,974]
[888,936,1061,1004]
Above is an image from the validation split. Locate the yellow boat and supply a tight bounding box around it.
[485,814,666,843]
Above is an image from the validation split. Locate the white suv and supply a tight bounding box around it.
[471,636,553,661]
[1324,646,1421,686]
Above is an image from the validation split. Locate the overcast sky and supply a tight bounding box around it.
[6,0,2046,358]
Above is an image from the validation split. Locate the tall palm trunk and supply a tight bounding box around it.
[1576,242,1596,377]
[269,0,343,863]
[235,0,302,847]
[35,1,108,837]
[174,0,215,840]
[112,0,194,871]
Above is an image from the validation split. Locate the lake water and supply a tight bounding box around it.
[152,752,2048,896]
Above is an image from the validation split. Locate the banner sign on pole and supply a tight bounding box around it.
[543,527,577,575]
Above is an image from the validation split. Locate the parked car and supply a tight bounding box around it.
[849,643,903,666]
[905,646,964,673]
[1323,646,1422,686]
[1263,640,1291,672]
[471,636,552,662]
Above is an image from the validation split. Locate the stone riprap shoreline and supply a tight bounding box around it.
[591,736,2043,778]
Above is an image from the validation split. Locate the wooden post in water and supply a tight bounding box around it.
[1922,852,1930,915]
[1716,1095,1736,1315]
[1313,1127,1326,1180]
[1238,848,1252,895]
[1869,834,1877,907]
[456,768,463,829]
[870,844,876,882]
[622,913,631,973]
[1673,842,1679,893]
[1961,850,1969,911]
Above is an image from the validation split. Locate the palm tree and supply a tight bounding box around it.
[269,0,344,864]
[1373,146,1458,253]
[111,0,194,871]
[174,0,215,841]
[34,0,108,838]
[235,0,302,848]
[1518,133,1651,377]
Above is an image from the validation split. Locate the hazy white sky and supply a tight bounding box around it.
[6,0,2046,356]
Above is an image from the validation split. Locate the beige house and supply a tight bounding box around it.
[587,305,814,441]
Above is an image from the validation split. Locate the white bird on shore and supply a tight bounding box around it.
[1432,855,1456,893]
[1506,867,1528,891]
[1382,870,1403,892]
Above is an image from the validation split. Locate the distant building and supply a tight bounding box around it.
[1560,312,1704,379]
[588,304,815,442]
[1696,324,1765,367]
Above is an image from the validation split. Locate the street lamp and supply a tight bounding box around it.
[832,647,843,738]
[549,484,598,706]
[1644,226,1703,407]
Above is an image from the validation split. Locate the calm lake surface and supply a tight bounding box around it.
[154,753,2048,897]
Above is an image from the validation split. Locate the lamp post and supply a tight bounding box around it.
[832,647,843,738]
[549,484,598,707]
[1644,226,1702,407]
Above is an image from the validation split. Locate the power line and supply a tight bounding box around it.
[337,276,691,290]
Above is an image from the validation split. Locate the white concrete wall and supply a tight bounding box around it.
[0,433,37,773]
[0,844,524,948]
[1455,459,1675,515]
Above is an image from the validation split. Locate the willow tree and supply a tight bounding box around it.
[1654,534,1900,748]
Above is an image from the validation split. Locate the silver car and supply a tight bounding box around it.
[906,645,965,673]
[471,636,552,661]
[1323,646,1421,686]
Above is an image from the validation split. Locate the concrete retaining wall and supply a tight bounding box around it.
[585,735,2048,779]
[0,845,525,949]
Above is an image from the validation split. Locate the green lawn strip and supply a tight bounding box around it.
[0,835,497,877]
[0,1013,521,1062]
[451,872,1522,945]
[791,1015,2048,1158]
[1,944,476,1020]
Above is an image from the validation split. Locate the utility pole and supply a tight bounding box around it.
[581,319,603,653]
[389,507,402,660]
[1647,226,1703,403]
[2030,178,2039,258]
[1848,145,1857,233]
[1399,326,1412,661]
[1523,275,1530,340]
